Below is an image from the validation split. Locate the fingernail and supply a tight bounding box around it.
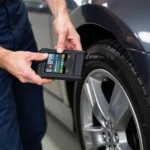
[43,53,48,57]
[57,48,63,53]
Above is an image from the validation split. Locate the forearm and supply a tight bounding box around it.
[45,0,69,18]
[0,47,11,68]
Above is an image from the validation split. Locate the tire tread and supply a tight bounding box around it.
[95,39,149,101]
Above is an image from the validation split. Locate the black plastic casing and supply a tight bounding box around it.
[37,48,86,81]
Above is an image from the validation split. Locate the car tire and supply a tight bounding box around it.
[74,39,150,150]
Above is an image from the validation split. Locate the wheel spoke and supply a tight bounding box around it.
[81,84,93,127]
[108,83,131,130]
[84,77,109,125]
[83,126,105,149]
[116,143,132,150]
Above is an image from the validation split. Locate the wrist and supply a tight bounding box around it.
[0,47,12,68]
[54,11,72,27]
[55,9,70,19]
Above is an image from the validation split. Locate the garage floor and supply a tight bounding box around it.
[41,113,81,150]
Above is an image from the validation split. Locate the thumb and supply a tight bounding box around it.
[29,53,48,61]
[57,32,66,53]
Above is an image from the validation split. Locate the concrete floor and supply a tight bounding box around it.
[42,134,59,150]
[41,113,81,150]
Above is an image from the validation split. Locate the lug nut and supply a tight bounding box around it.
[105,121,108,127]
[113,145,117,150]
[109,145,111,150]
[114,133,119,143]
[110,123,113,129]
[102,133,106,141]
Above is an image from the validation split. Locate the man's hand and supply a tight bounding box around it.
[45,0,82,53]
[0,49,52,85]
[54,14,82,53]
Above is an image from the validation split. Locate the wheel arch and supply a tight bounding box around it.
[76,23,115,50]
[70,4,144,52]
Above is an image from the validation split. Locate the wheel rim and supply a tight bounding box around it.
[80,69,143,150]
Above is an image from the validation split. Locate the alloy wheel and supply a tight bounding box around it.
[80,69,143,150]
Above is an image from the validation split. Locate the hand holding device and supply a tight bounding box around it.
[0,47,53,85]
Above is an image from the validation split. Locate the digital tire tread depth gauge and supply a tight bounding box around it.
[37,48,85,80]
[37,48,104,81]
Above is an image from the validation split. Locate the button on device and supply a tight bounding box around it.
[64,59,73,69]
[49,64,53,69]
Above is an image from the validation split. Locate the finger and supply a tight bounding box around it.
[66,41,73,50]
[30,74,43,85]
[72,38,82,50]
[57,31,67,53]
[29,52,48,61]
[22,75,41,85]
[23,67,43,85]
[75,42,82,51]
[68,36,82,51]
[28,69,54,85]
[27,78,53,85]
[41,79,54,84]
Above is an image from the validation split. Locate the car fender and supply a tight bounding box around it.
[70,4,145,52]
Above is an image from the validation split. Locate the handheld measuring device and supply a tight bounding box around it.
[37,48,104,81]
[37,48,86,80]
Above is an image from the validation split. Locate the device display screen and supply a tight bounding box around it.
[45,53,66,74]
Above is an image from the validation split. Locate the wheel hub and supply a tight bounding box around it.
[102,121,120,148]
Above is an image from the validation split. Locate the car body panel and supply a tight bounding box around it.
[68,0,150,53]
[70,4,144,51]
[103,0,150,53]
